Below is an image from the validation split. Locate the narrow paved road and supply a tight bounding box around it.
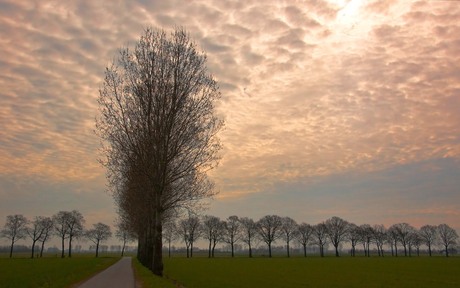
[78,257,135,288]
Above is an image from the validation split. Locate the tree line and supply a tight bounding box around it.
[0,211,133,258]
[163,214,459,258]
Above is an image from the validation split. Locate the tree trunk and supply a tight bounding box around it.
[40,241,45,257]
[152,212,163,276]
[168,240,171,258]
[121,240,126,257]
[303,244,307,257]
[231,243,234,257]
[334,245,339,257]
[445,245,449,257]
[191,242,194,258]
[96,240,100,257]
[268,242,272,258]
[208,239,212,258]
[61,237,65,258]
[287,242,290,258]
[68,236,73,258]
[249,243,252,258]
[9,238,14,258]
[31,240,37,258]
[428,244,432,257]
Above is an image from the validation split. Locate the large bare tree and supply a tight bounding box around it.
[201,215,224,258]
[178,215,201,258]
[26,216,50,258]
[96,26,223,276]
[1,214,28,258]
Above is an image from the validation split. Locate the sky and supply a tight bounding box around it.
[1,0,460,247]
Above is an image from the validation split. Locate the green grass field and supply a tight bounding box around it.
[156,256,460,288]
[0,255,119,288]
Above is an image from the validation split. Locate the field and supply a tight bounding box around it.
[0,254,118,288]
[157,256,460,288]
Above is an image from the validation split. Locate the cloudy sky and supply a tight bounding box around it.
[1,0,460,246]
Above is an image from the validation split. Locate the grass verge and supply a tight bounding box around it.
[0,255,119,288]
[132,257,176,288]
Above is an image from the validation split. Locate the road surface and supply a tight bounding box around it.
[77,257,135,288]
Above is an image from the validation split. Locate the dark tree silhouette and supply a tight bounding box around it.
[179,215,201,258]
[224,216,241,257]
[66,210,85,258]
[347,224,360,257]
[202,215,223,258]
[257,215,283,258]
[372,224,386,257]
[358,224,374,257]
[239,217,258,258]
[38,217,53,258]
[312,223,328,257]
[419,225,438,257]
[1,214,28,258]
[296,223,313,257]
[325,216,349,257]
[86,223,112,257]
[115,219,136,257]
[163,220,178,258]
[280,217,298,257]
[96,26,223,276]
[390,223,415,257]
[437,224,458,257]
[26,216,49,258]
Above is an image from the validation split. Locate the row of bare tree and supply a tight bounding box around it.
[0,212,128,258]
[164,215,459,258]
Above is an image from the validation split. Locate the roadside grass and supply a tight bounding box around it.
[0,254,119,288]
[151,256,460,288]
[132,257,176,288]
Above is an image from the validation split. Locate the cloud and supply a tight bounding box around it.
[0,0,459,245]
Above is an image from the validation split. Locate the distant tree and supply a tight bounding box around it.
[280,217,298,257]
[163,220,178,258]
[38,217,54,257]
[115,220,136,257]
[408,230,422,257]
[296,223,314,257]
[26,216,48,258]
[419,225,438,256]
[347,224,360,257]
[437,224,458,257]
[358,224,374,257]
[86,223,112,257]
[325,216,349,257]
[53,211,70,258]
[201,215,223,258]
[66,210,85,258]
[1,214,28,258]
[372,224,387,257]
[387,225,399,257]
[391,223,415,257]
[312,223,329,257]
[239,217,258,258]
[223,216,241,257]
[179,215,201,258]
[257,215,283,258]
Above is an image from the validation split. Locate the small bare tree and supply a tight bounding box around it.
[38,217,54,257]
[26,216,49,258]
[66,210,85,258]
[280,217,298,257]
[201,215,224,258]
[372,224,387,257]
[115,219,136,257]
[163,220,178,258]
[223,215,241,257]
[179,215,201,258]
[1,214,28,258]
[312,223,328,257]
[347,223,360,257]
[239,217,258,258]
[296,223,313,257]
[257,215,283,258]
[86,223,112,257]
[325,216,349,257]
[419,225,438,256]
[437,224,458,257]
